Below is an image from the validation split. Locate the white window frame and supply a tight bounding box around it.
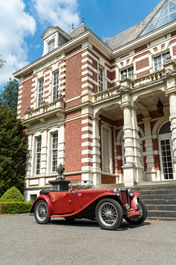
[159,132,175,180]
[35,136,42,175]
[153,51,170,71]
[52,71,59,101]
[51,132,58,173]
[48,39,55,53]
[98,66,105,92]
[101,123,113,173]
[120,66,134,80]
[37,78,44,107]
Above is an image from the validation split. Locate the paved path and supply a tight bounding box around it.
[0,214,176,265]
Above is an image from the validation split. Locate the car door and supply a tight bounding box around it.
[52,192,74,214]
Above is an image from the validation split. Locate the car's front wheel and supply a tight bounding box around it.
[125,198,147,225]
[34,200,50,224]
[95,198,123,230]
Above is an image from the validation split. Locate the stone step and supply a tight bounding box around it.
[146,204,176,211]
[134,183,176,220]
[146,216,176,221]
[134,183,176,191]
[139,189,176,195]
[147,210,176,218]
[142,198,176,205]
[141,194,176,200]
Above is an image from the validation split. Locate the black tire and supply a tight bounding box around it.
[34,200,51,224]
[125,198,147,225]
[65,217,75,222]
[95,198,123,230]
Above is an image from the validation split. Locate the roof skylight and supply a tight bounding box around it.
[140,0,176,36]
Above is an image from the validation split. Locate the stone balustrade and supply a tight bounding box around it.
[133,69,164,88]
[93,69,165,103]
[24,98,64,123]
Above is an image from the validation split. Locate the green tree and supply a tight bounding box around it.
[0,55,6,69]
[0,79,19,114]
[0,108,28,197]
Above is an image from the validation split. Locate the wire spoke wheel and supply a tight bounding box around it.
[34,200,50,224]
[100,203,118,226]
[95,198,123,230]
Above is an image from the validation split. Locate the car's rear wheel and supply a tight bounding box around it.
[95,198,123,230]
[34,200,50,224]
[125,198,147,225]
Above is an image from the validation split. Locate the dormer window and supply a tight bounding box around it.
[48,40,55,52]
[42,27,71,55]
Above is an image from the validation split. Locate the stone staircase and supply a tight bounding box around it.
[134,183,176,221]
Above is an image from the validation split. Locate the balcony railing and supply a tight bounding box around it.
[132,69,164,88]
[24,98,64,123]
[92,69,165,103]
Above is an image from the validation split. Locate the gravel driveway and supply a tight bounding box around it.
[0,214,176,265]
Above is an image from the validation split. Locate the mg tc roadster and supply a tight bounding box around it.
[31,166,147,230]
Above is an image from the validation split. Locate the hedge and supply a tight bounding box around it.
[0,202,33,214]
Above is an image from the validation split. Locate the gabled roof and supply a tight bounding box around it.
[105,0,176,50]
[69,23,89,38]
[41,26,71,40]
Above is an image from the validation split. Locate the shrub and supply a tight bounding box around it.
[0,186,25,202]
[0,187,32,214]
[0,202,32,214]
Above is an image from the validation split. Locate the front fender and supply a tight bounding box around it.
[30,195,53,216]
[130,192,141,209]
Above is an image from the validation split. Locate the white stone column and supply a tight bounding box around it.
[58,123,65,166]
[26,134,32,178]
[169,92,176,174]
[131,106,141,164]
[123,104,134,164]
[131,106,143,183]
[92,115,101,186]
[41,130,47,175]
[143,116,155,181]
[120,84,142,186]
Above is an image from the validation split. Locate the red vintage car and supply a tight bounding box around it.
[31,178,147,230]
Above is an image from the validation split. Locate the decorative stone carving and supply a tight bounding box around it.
[119,86,132,94]
[163,68,173,78]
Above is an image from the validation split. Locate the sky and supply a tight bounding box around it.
[0,0,161,91]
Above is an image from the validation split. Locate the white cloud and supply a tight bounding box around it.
[0,0,36,85]
[0,0,81,88]
[32,0,80,32]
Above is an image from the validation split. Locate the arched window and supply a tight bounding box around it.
[159,122,171,134]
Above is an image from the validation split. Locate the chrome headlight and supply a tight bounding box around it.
[128,188,134,197]
[113,188,120,196]
[125,203,130,209]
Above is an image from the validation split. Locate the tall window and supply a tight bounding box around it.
[51,133,58,172]
[120,66,134,80]
[53,71,59,101]
[102,126,112,173]
[48,40,55,52]
[38,78,44,107]
[35,136,42,175]
[154,52,170,71]
[98,67,105,92]
[159,122,174,180]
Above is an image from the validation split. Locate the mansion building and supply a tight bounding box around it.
[14,0,176,201]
